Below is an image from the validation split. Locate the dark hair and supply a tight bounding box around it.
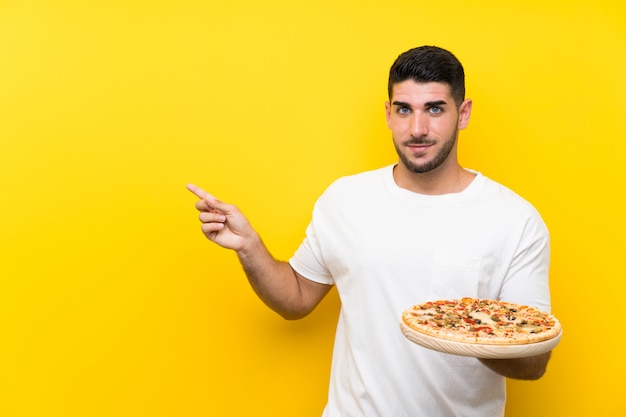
[388,46,465,106]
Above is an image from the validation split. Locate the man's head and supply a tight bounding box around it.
[388,46,465,107]
[385,46,472,183]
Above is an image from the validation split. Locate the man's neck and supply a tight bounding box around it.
[392,163,476,195]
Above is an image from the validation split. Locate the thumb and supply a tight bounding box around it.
[203,193,238,215]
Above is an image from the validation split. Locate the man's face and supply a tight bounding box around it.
[385,80,471,174]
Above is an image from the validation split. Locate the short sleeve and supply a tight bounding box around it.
[289,214,335,286]
[498,213,551,312]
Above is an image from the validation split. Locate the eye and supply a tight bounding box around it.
[397,106,411,115]
[428,106,443,115]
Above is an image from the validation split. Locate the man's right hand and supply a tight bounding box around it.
[186,183,331,320]
[186,184,256,252]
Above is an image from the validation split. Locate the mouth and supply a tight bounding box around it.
[405,140,435,153]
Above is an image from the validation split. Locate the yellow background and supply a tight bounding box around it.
[1,0,624,415]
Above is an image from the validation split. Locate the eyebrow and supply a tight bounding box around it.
[391,100,448,108]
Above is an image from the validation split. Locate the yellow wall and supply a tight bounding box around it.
[1,1,624,415]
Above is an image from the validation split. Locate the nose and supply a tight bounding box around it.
[410,113,429,137]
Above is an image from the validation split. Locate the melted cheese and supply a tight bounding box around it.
[468,311,495,325]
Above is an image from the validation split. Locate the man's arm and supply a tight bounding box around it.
[187,184,332,320]
[479,351,551,380]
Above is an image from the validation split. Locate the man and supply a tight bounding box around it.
[188,46,552,416]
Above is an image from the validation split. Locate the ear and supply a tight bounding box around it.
[385,101,392,126]
[457,98,473,130]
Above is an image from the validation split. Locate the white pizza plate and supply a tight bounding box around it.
[400,322,562,359]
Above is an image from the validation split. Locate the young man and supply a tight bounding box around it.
[188,46,552,416]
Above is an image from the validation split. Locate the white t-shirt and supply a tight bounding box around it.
[289,165,551,417]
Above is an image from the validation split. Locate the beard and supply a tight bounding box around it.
[394,129,458,174]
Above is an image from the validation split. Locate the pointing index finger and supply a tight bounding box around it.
[186,183,208,199]
[186,184,227,213]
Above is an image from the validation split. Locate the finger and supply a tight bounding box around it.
[194,197,227,215]
[201,223,225,242]
[201,194,236,215]
[188,184,221,212]
[201,222,225,235]
[195,199,212,212]
[199,211,226,223]
[186,183,208,199]
[187,184,236,215]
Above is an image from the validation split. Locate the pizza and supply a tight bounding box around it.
[401,297,561,345]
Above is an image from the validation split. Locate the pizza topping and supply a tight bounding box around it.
[401,298,561,346]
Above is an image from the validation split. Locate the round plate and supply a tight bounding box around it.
[400,322,562,359]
